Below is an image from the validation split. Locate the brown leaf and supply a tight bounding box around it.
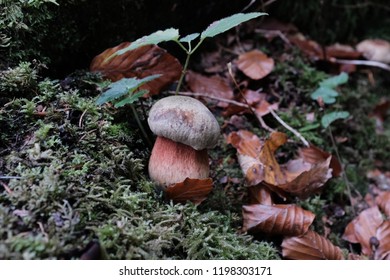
[375,221,390,260]
[247,184,273,205]
[279,157,332,199]
[236,50,274,80]
[375,191,390,217]
[356,39,390,63]
[226,130,333,198]
[299,144,342,177]
[367,169,390,190]
[342,206,384,256]
[325,43,362,59]
[90,42,182,95]
[257,131,288,186]
[242,204,315,236]
[289,34,323,60]
[165,177,213,205]
[186,71,233,107]
[282,230,344,260]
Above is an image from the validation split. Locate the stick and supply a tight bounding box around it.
[330,58,390,71]
[268,108,310,147]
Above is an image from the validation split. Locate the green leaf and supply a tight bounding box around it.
[114,89,149,108]
[114,28,179,56]
[200,12,267,39]
[321,111,350,128]
[96,75,160,105]
[319,72,348,88]
[311,87,339,104]
[180,33,200,43]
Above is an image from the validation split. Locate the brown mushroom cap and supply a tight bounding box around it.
[148,96,220,150]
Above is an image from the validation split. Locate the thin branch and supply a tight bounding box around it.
[0,180,12,194]
[330,58,390,71]
[268,108,310,147]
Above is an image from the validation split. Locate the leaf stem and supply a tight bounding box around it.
[130,104,152,147]
[175,52,191,94]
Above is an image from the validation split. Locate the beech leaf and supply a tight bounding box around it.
[375,191,390,217]
[342,206,384,256]
[90,43,182,95]
[242,204,315,236]
[201,12,267,39]
[237,50,274,80]
[282,230,344,260]
[165,178,213,205]
[374,221,390,260]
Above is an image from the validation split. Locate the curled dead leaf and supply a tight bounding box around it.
[342,206,383,256]
[236,49,274,80]
[165,177,213,205]
[227,130,333,199]
[242,204,315,236]
[90,42,182,95]
[299,144,342,177]
[282,230,344,260]
[247,184,273,205]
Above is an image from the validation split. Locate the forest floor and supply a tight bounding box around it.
[1,15,390,260]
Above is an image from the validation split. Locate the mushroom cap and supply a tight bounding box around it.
[148,96,220,150]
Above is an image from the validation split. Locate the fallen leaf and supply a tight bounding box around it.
[374,221,390,260]
[325,43,362,59]
[242,204,315,236]
[289,33,323,60]
[165,177,213,205]
[236,49,274,80]
[90,42,182,95]
[299,144,342,177]
[375,191,390,217]
[247,184,273,205]
[279,157,332,199]
[370,99,390,133]
[356,39,390,63]
[186,71,233,107]
[227,130,333,199]
[282,230,344,260]
[342,206,384,256]
[367,169,390,190]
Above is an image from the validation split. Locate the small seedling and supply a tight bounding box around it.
[97,12,267,108]
[311,72,350,128]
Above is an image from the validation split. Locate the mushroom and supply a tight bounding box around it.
[147,95,220,188]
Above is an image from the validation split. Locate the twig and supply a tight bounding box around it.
[330,58,390,71]
[0,176,21,179]
[170,91,249,107]
[79,109,88,128]
[130,104,152,148]
[268,108,310,147]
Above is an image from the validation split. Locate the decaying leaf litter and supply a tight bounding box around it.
[1,10,390,260]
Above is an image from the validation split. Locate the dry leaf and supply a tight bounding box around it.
[247,184,273,205]
[356,39,390,63]
[325,43,362,59]
[279,157,332,199]
[242,204,315,236]
[236,50,274,80]
[282,230,344,260]
[299,144,342,177]
[90,42,182,95]
[289,33,323,60]
[375,221,390,260]
[375,191,390,217]
[165,177,213,205]
[342,206,384,256]
[186,71,233,107]
[367,169,390,190]
[227,130,333,199]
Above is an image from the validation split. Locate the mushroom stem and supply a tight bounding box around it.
[148,136,209,188]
